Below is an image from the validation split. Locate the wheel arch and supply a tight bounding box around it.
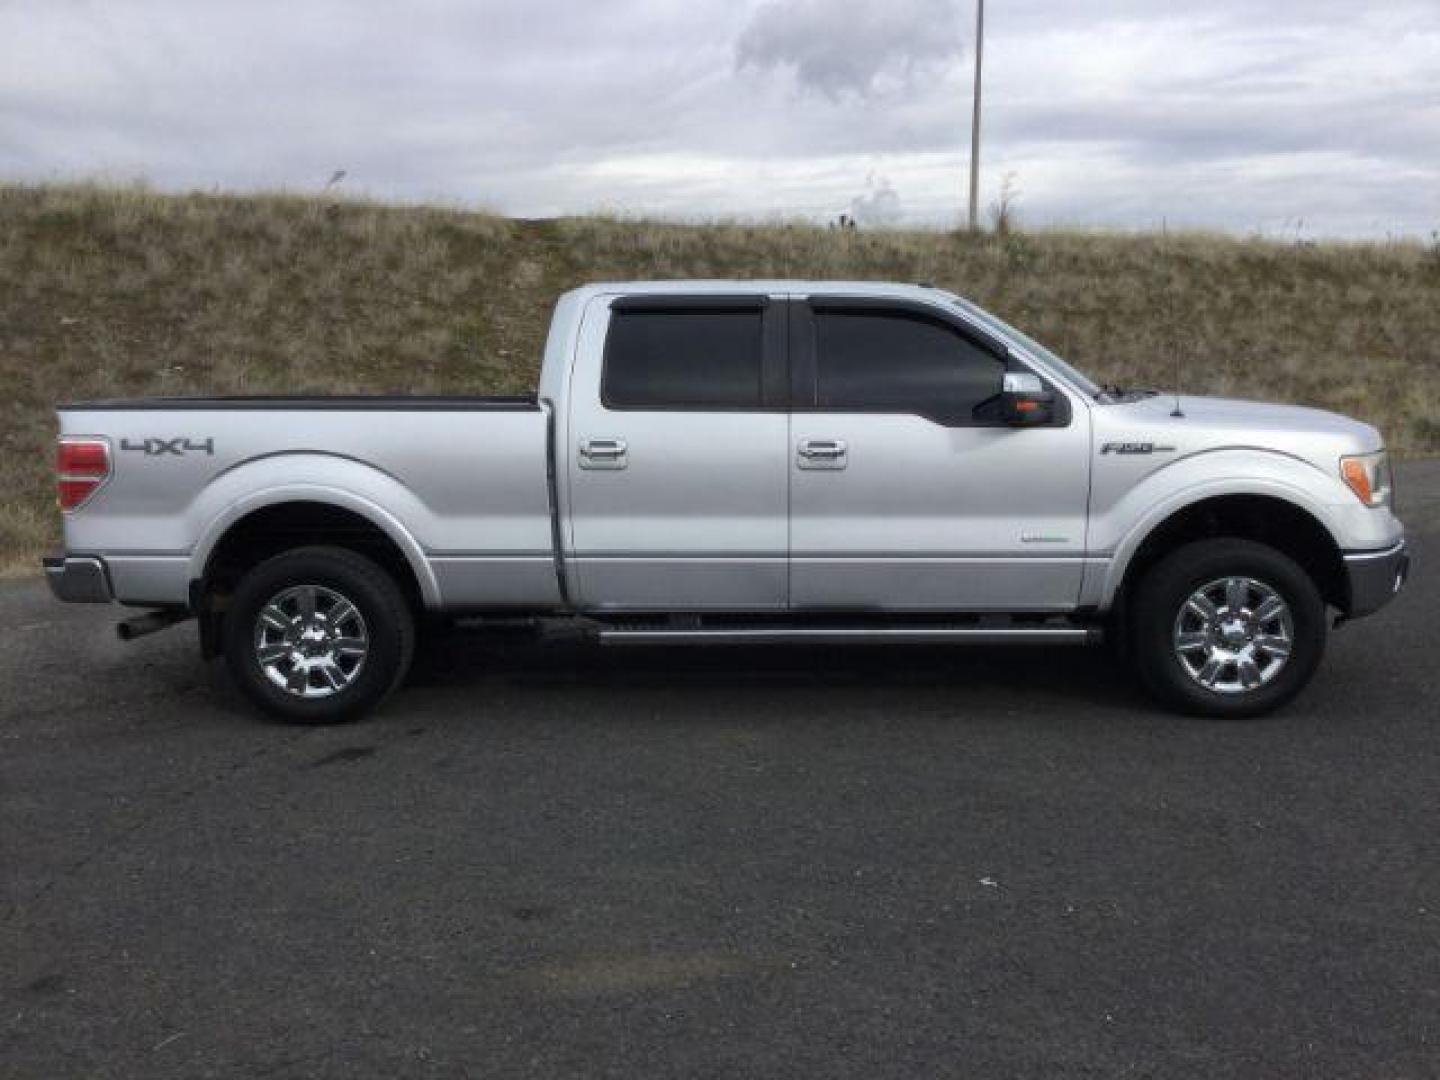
[1106,491,1347,615]
[191,487,439,611]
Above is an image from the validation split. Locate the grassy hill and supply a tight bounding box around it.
[2,182,1437,574]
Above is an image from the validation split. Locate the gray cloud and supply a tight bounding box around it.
[848,174,903,225]
[736,0,964,98]
[0,0,1435,237]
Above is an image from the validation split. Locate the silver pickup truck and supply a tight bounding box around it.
[46,281,1408,722]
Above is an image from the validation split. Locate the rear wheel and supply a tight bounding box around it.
[223,546,415,724]
[1131,538,1326,718]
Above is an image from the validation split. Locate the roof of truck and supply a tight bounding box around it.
[566,280,956,301]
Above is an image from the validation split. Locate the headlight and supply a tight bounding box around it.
[1340,450,1392,508]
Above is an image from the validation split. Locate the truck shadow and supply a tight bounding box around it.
[406,629,1146,713]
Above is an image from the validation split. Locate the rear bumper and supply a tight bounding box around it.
[43,555,114,604]
[1342,540,1409,618]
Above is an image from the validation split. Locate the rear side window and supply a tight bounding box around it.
[814,309,1004,417]
[603,308,763,409]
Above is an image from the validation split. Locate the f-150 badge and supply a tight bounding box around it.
[1101,441,1175,455]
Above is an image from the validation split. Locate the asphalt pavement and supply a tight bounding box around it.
[4,462,1438,1079]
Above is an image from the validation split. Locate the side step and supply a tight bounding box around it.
[596,620,1101,647]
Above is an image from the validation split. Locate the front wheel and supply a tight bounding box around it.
[223,546,415,724]
[1131,538,1326,718]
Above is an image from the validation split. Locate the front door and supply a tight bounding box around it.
[565,293,790,611]
[788,297,1091,611]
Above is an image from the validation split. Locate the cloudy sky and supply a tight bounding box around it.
[2,0,1437,236]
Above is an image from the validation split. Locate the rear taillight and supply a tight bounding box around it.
[56,437,111,512]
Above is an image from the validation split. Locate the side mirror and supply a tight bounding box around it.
[1000,371,1056,426]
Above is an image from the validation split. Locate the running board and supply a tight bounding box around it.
[596,624,1101,647]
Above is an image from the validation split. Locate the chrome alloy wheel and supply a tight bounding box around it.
[254,584,369,699]
[1173,576,1294,694]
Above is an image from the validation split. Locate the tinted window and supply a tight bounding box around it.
[604,308,763,409]
[815,310,1004,417]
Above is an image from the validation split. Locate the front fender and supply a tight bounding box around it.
[1090,448,1349,609]
[185,453,441,607]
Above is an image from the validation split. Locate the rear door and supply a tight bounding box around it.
[564,293,789,610]
[788,297,1091,611]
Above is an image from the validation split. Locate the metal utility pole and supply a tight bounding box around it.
[967,0,985,231]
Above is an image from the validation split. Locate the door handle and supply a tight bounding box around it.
[580,437,628,470]
[798,439,848,469]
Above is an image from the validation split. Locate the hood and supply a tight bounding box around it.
[1095,393,1383,472]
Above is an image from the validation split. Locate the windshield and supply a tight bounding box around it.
[945,294,1103,399]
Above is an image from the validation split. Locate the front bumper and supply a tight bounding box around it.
[1342,539,1409,619]
[43,555,114,604]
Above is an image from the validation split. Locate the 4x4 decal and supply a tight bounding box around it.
[120,437,215,456]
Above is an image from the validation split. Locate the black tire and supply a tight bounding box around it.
[223,546,415,724]
[1130,538,1326,718]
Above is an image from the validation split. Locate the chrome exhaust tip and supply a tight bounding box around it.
[116,608,192,642]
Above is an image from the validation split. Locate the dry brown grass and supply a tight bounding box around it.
[3,181,1437,573]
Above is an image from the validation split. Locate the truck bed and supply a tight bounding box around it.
[56,395,560,609]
